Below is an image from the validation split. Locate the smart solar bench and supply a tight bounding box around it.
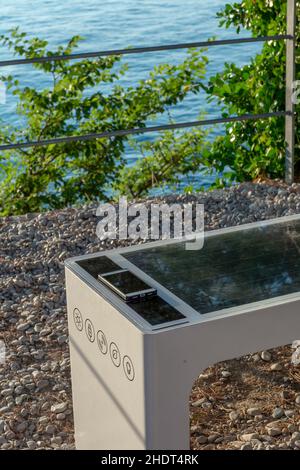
[65,215,300,450]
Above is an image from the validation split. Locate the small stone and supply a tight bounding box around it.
[201,401,212,409]
[192,399,203,407]
[39,416,48,425]
[288,424,298,433]
[0,420,5,433]
[253,354,260,363]
[295,395,300,405]
[229,411,240,422]
[15,396,24,405]
[197,435,208,444]
[5,430,15,440]
[51,436,63,446]
[272,407,284,419]
[32,370,42,379]
[56,413,66,421]
[231,441,243,449]
[198,372,213,380]
[291,432,300,441]
[285,409,295,418]
[241,433,259,442]
[57,335,68,344]
[247,407,262,417]
[45,424,56,435]
[16,422,27,433]
[251,439,262,447]
[294,441,300,449]
[280,390,289,400]
[260,434,273,442]
[267,427,282,437]
[0,406,10,413]
[14,385,24,395]
[1,443,11,450]
[27,440,36,449]
[221,370,231,378]
[240,443,252,450]
[36,379,49,389]
[261,351,271,362]
[51,402,68,414]
[270,363,283,371]
[207,433,221,443]
[16,322,31,332]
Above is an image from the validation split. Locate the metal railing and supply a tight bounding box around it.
[0,0,296,183]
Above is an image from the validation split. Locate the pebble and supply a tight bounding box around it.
[51,436,63,445]
[16,322,31,332]
[221,370,231,378]
[39,416,49,425]
[192,398,206,407]
[207,433,222,443]
[56,413,66,421]
[5,430,15,440]
[58,335,68,344]
[272,408,284,419]
[27,441,37,449]
[0,420,5,433]
[247,407,262,417]
[241,433,259,442]
[16,422,27,433]
[51,402,68,414]
[270,363,283,371]
[267,427,282,437]
[36,379,49,389]
[291,432,300,441]
[295,395,300,405]
[229,411,240,422]
[45,425,56,435]
[280,390,290,400]
[240,443,252,450]
[261,351,271,362]
[14,386,24,395]
[253,354,260,363]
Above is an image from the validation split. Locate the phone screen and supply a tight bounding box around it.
[99,270,155,296]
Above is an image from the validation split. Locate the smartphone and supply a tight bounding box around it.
[98,269,157,303]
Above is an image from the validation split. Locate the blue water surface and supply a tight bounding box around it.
[0,0,261,191]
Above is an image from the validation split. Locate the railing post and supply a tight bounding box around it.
[285,0,296,184]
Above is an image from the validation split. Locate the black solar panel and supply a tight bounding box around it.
[124,220,300,314]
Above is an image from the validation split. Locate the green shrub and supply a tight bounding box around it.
[0,28,208,215]
[205,0,299,185]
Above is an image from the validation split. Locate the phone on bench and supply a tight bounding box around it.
[98,269,157,303]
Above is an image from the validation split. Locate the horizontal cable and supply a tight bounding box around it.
[0,35,292,67]
[0,111,289,151]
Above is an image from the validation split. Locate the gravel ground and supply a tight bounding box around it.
[1,181,300,450]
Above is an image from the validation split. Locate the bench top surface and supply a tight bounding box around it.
[122,216,300,315]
